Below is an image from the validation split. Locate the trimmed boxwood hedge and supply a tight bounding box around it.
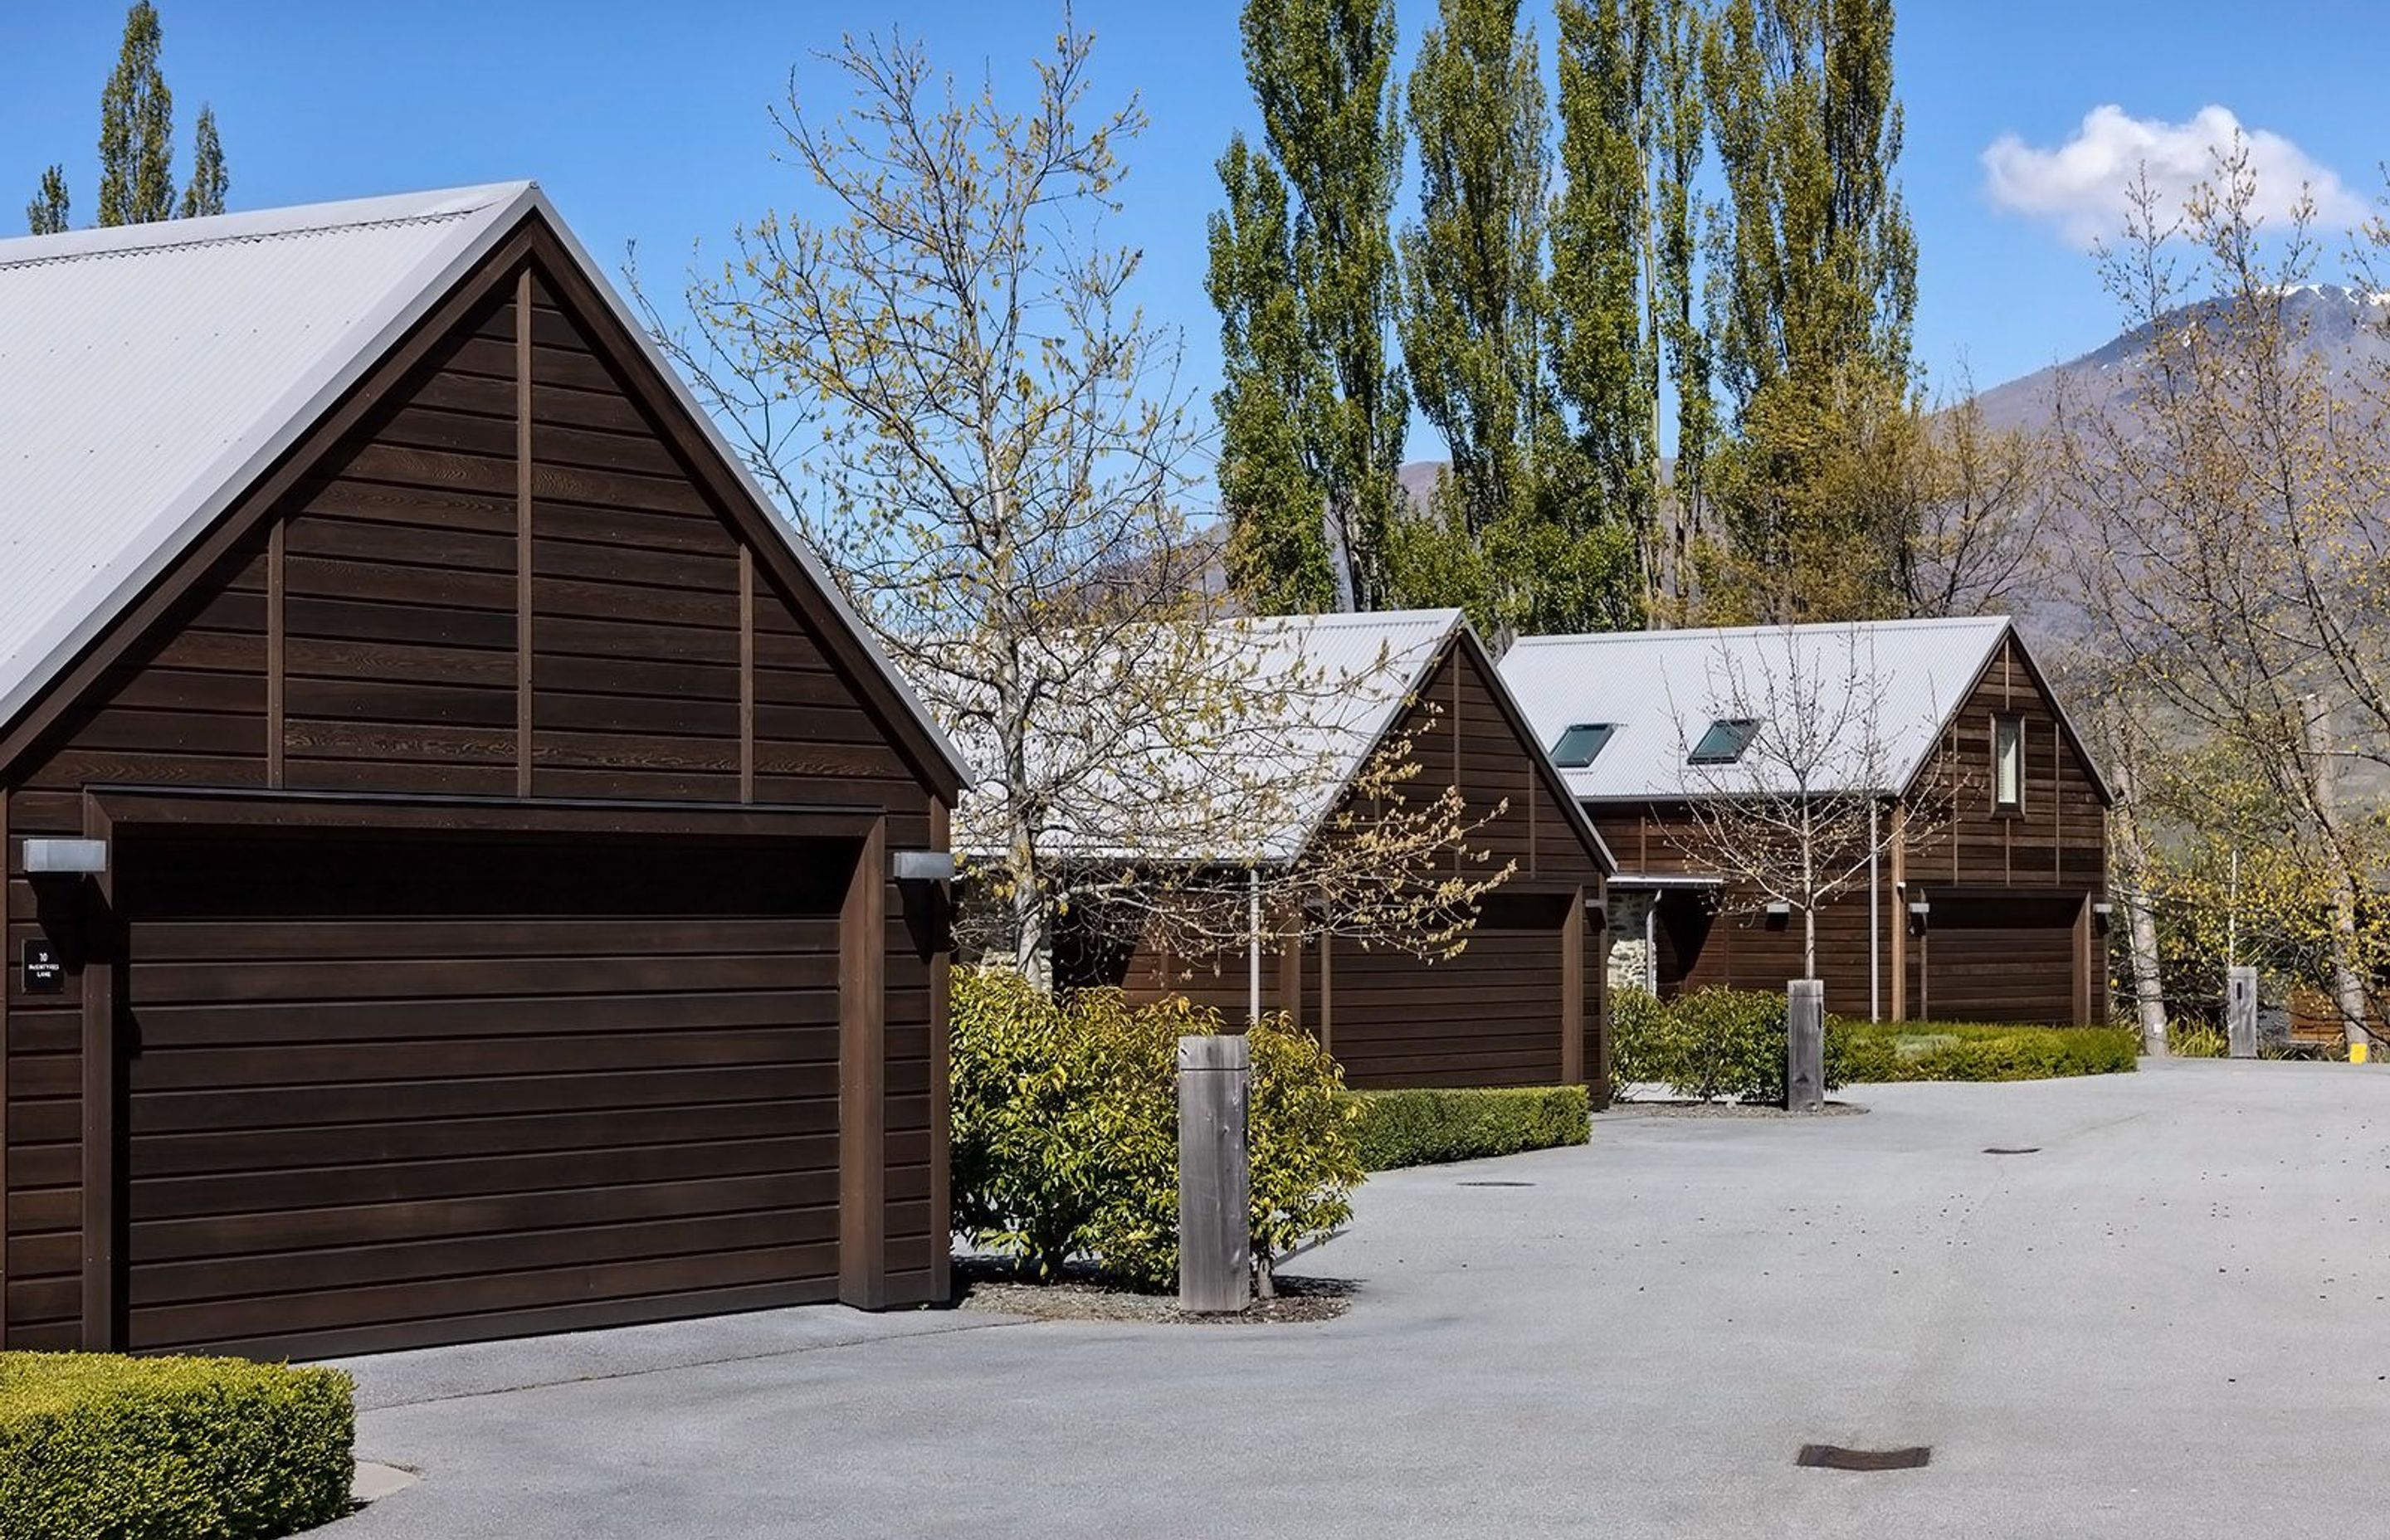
[1347,1085,1591,1171]
[1833,1019,2139,1082]
[0,1352,354,1540]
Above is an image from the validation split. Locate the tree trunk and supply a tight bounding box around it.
[1010,850,1053,992]
[2305,704,2372,1055]
[2109,747,2169,1055]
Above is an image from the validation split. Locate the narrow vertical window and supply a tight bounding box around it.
[1994,715,2023,811]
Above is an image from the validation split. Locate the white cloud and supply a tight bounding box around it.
[1981,104,2370,247]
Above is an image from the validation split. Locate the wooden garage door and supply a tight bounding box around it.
[1330,894,1574,1089]
[112,831,850,1359]
[1919,893,2077,1025]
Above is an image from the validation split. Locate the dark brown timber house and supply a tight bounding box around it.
[0,185,968,1358]
[1501,616,2111,1026]
[1057,611,1618,1095]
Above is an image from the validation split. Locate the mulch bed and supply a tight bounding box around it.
[1605,1099,1867,1118]
[954,1258,1354,1324]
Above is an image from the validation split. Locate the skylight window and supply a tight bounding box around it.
[1687,718,1759,766]
[1550,723,1616,768]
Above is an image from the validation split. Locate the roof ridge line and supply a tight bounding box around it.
[0,207,487,273]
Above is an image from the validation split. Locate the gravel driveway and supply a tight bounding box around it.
[338,1058,2390,1538]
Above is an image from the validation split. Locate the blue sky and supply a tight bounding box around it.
[6,1,2384,460]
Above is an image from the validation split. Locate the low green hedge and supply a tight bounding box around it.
[1347,1085,1590,1171]
[0,1352,354,1540]
[1834,1020,2139,1082]
[1612,987,1846,1103]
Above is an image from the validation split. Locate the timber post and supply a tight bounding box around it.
[1787,979,1825,1113]
[2227,967,2258,1060]
[1178,1034,1251,1314]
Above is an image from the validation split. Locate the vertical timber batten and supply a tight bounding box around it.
[739,548,756,804]
[1559,886,1585,1085]
[266,521,285,789]
[514,266,534,799]
[77,792,115,1350]
[840,818,889,1308]
[924,800,951,1304]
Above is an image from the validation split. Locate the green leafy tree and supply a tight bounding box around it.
[1700,0,1916,621]
[1208,0,1410,613]
[1549,0,1659,587]
[98,1,177,227]
[1547,0,1713,622]
[1397,0,1552,544]
[178,103,227,218]
[26,167,70,235]
[27,3,229,233]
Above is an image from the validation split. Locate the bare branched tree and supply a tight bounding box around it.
[1904,377,2051,618]
[635,24,1509,986]
[1666,626,1950,981]
[2053,144,2390,1047]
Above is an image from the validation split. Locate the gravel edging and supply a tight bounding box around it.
[954,1268,1354,1325]
[1603,1099,1867,1118]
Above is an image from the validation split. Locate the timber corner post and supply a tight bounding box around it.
[2226,967,2258,1060]
[1787,979,1825,1113]
[1178,1034,1251,1314]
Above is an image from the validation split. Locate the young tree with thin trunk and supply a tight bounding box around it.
[639,24,1509,988]
[1208,0,1409,614]
[1668,626,1948,982]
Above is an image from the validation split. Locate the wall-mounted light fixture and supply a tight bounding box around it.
[1763,900,1792,917]
[891,850,955,884]
[22,838,106,875]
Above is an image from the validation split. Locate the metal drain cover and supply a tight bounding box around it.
[1983,1146,2041,1156]
[1456,1180,1534,1187]
[1797,1445,1931,1471]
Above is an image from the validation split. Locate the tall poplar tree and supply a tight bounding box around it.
[27,168,70,235]
[1549,0,1660,578]
[1397,0,1551,543]
[98,2,177,227]
[1704,0,1912,408]
[1700,0,1916,621]
[179,105,227,218]
[26,3,229,233]
[1546,0,1710,617]
[1208,0,1409,613]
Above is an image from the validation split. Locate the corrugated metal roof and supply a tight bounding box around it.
[1500,616,2014,802]
[0,183,969,787]
[1014,608,1612,873]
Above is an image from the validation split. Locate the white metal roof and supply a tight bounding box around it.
[0,182,968,786]
[999,608,1612,872]
[1500,615,2017,802]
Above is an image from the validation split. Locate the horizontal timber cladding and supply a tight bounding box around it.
[2,222,954,1351]
[1326,892,1583,1090]
[1072,630,1610,1091]
[113,832,849,1359]
[1911,892,2083,1026]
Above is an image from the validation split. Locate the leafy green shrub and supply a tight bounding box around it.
[0,1352,354,1540]
[1347,1085,1590,1170]
[949,969,1362,1290]
[1611,987,1844,1103]
[1608,987,1669,1090]
[1832,1019,2140,1081]
[1084,1014,1364,1291]
[2168,1021,2229,1059]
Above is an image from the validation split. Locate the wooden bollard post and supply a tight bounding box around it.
[1787,979,1825,1112]
[1178,1034,1251,1313]
[2227,967,2258,1060]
